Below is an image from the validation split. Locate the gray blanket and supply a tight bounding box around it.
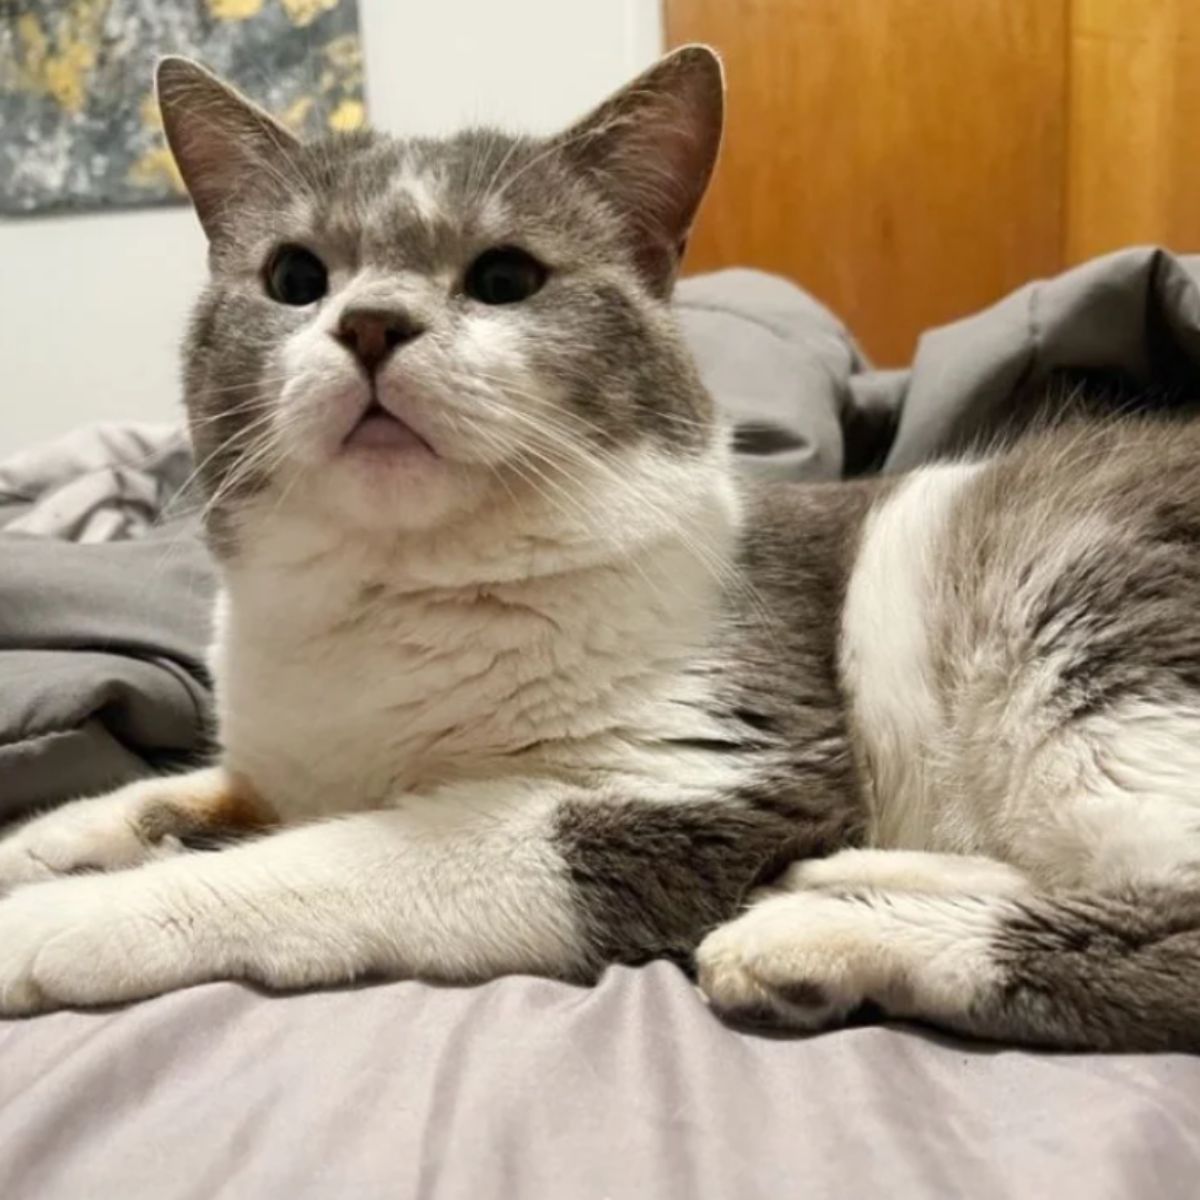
[5,247,1200,1198]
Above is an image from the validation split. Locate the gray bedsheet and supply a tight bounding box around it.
[5,249,1200,1198]
[5,965,1199,1200]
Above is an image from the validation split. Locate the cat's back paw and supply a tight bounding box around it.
[695,891,877,1031]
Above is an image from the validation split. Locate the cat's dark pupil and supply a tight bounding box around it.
[266,246,328,306]
[466,247,546,306]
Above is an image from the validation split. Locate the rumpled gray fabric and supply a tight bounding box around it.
[683,248,1200,479]
[882,247,1200,468]
[7,250,1200,1199]
[0,424,211,817]
[3,965,1198,1200]
[0,422,191,542]
[676,268,866,479]
[0,523,214,818]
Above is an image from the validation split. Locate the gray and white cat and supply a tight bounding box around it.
[2,47,1199,1052]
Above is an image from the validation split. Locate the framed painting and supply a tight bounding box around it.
[0,0,365,215]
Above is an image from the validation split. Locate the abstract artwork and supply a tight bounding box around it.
[0,0,365,215]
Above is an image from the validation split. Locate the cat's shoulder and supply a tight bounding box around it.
[736,474,889,579]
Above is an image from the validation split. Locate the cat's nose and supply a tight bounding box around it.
[335,307,424,374]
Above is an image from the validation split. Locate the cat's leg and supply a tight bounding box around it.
[696,857,1200,1050]
[698,882,1010,1031]
[0,783,786,1015]
[0,768,275,896]
[698,848,1032,1031]
[987,701,1200,894]
[770,847,1032,897]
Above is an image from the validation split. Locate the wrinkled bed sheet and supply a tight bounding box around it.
[5,249,1200,1197]
[4,965,1198,1200]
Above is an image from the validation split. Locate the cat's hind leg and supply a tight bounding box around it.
[697,849,1029,1032]
[0,767,274,895]
[772,847,1032,897]
[696,848,1200,1050]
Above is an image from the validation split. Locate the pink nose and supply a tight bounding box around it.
[335,307,424,373]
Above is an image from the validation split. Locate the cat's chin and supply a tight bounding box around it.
[310,445,491,535]
[333,406,441,481]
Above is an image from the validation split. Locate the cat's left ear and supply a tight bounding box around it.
[156,56,301,242]
[558,45,725,296]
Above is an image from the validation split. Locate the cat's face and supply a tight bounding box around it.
[159,49,724,547]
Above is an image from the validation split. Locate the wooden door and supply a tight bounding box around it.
[665,0,1200,366]
[1066,0,1200,263]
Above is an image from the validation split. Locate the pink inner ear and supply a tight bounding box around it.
[157,57,300,241]
[557,49,723,292]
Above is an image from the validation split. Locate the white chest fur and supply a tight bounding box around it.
[211,466,739,819]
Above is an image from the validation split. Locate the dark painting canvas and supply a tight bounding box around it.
[0,0,365,215]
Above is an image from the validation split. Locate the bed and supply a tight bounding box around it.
[3,251,1200,1198]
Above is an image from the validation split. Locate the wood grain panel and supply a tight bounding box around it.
[1066,0,1200,263]
[665,0,1068,365]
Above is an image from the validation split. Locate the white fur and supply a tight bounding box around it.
[774,847,1031,898]
[210,429,742,816]
[991,698,1200,890]
[841,462,983,849]
[696,848,1026,1029]
[0,784,583,1014]
[0,773,217,895]
[844,461,1200,897]
[696,878,1008,1030]
[0,430,746,1012]
[389,169,442,226]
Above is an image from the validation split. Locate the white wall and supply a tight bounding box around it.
[0,0,662,453]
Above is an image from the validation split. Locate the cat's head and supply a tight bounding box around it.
[158,48,724,553]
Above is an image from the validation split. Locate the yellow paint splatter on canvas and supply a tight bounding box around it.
[11,0,109,115]
[327,98,365,132]
[207,0,265,20]
[2,0,366,214]
[279,0,340,28]
[323,33,362,73]
[139,91,164,131]
[280,94,316,131]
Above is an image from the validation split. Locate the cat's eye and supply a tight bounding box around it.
[264,245,328,306]
[464,247,547,305]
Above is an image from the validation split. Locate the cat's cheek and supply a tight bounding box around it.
[453,313,544,414]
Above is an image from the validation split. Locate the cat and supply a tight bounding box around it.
[2,46,1200,1053]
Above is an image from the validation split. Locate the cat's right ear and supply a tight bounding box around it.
[156,56,300,241]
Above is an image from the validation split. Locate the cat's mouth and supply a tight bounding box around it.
[342,402,436,456]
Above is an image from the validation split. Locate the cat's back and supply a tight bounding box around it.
[938,417,1200,655]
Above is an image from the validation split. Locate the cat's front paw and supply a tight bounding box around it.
[0,769,269,898]
[696,891,890,1031]
[0,784,184,897]
[0,875,189,1016]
